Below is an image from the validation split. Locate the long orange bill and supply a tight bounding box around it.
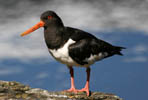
[21,20,45,37]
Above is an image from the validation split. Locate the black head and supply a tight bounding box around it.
[40,11,64,28]
[20,10,64,37]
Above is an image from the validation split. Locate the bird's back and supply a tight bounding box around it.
[64,27,125,66]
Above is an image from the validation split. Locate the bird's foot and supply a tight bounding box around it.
[64,87,79,93]
[78,87,90,96]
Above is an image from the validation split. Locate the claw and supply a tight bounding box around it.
[78,87,90,96]
[64,87,79,93]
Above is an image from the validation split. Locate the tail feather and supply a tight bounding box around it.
[115,46,126,56]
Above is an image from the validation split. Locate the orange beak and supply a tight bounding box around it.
[21,20,45,37]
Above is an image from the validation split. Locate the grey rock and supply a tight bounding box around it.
[0,80,122,100]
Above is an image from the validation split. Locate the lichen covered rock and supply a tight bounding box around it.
[0,81,122,100]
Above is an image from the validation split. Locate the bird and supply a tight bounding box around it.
[21,11,125,96]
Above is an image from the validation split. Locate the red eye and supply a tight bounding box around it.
[48,16,52,19]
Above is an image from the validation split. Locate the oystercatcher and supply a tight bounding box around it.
[21,11,125,96]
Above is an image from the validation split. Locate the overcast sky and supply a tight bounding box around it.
[0,0,148,61]
[1,0,148,31]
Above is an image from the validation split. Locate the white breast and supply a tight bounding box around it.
[49,39,79,66]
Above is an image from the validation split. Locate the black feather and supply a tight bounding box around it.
[114,46,126,56]
[65,28,124,65]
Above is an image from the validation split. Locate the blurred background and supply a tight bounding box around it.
[0,0,148,100]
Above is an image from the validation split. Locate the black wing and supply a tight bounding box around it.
[64,27,98,41]
[66,27,125,65]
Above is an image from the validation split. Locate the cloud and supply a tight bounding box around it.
[36,72,49,79]
[124,56,148,63]
[0,66,23,76]
[1,0,148,32]
[132,44,148,54]
[1,0,148,61]
[123,44,148,63]
[126,44,148,55]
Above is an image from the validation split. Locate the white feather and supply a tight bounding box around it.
[49,39,79,66]
[84,52,108,65]
[49,38,108,67]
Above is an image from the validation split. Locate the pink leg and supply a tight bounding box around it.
[78,67,91,96]
[65,67,78,93]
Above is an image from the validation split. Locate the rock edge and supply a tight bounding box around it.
[0,80,122,100]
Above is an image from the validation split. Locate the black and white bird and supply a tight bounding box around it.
[21,11,125,96]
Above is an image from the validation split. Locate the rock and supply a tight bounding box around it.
[0,80,122,100]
